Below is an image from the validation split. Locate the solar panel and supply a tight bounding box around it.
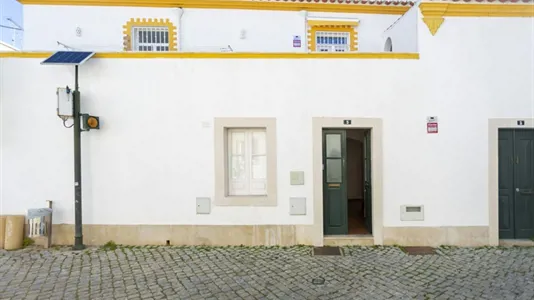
[41,51,95,65]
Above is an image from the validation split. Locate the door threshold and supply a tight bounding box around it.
[324,235,374,246]
[325,234,372,238]
[499,239,534,247]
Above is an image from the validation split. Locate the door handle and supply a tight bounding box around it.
[516,188,533,195]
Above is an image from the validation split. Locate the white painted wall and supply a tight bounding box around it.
[1,15,533,229]
[23,5,180,51]
[22,5,400,52]
[382,4,418,52]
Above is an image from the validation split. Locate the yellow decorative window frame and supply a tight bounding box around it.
[122,18,177,51]
[307,20,359,52]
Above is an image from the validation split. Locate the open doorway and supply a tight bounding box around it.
[347,129,372,235]
[323,128,372,236]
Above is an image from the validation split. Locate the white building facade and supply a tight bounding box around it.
[0,0,533,247]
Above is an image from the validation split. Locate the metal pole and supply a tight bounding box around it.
[73,65,84,250]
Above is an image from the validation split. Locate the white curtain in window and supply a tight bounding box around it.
[228,128,267,195]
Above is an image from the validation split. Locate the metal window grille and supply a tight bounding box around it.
[316,31,350,52]
[132,27,170,52]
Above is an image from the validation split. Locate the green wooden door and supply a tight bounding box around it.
[363,130,373,234]
[323,130,348,235]
[498,130,515,239]
[499,129,534,239]
[513,129,534,239]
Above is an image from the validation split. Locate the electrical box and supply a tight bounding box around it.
[196,197,211,214]
[400,205,424,221]
[289,197,306,215]
[57,87,73,118]
[290,171,305,185]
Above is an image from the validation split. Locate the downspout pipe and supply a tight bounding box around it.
[175,8,184,51]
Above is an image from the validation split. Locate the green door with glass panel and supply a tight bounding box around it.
[323,130,348,235]
[499,129,534,239]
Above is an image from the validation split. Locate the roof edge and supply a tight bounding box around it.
[17,0,413,15]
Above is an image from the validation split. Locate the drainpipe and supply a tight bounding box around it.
[174,8,184,51]
[300,10,308,53]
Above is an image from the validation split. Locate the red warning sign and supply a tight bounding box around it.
[427,122,438,134]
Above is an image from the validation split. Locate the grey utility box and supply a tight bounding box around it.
[196,197,211,214]
[289,197,306,215]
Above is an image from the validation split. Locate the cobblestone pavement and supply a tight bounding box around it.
[1,245,534,300]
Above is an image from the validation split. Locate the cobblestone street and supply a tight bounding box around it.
[1,245,534,300]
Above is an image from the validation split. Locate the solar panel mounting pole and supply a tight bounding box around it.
[41,51,95,250]
[72,65,84,250]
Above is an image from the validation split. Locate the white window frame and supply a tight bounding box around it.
[214,118,277,206]
[132,26,170,52]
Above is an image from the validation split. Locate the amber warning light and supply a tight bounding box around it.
[82,114,100,130]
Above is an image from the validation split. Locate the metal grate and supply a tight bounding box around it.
[316,31,350,52]
[403,247,436,255]
[313,246,342,256]
[133,27,170,52]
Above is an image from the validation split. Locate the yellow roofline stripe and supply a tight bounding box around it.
[17,0,411,15]
[420,3,534,36]
[0,52,420,59]
[420,3,534,18]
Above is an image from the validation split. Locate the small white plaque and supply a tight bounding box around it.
[290,171,304,185]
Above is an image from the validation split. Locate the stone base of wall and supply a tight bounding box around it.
[383,226,489,247]
[50,224,492,247]
[51,224,297,246]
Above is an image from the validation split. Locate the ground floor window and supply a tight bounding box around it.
[227,128,267,196]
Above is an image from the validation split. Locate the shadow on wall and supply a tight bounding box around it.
[384,37,393,52]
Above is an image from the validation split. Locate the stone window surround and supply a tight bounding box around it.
[214,117,277,206]
[307,19,359,52]
[122,18,178,52]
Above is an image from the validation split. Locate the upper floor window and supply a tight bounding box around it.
[315,31,351,52]
[123,18,177,52]
[307,20,359,53]
[133,27,169,52]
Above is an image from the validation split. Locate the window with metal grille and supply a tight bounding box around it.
[315,31,350,52]
[132,27,170,52]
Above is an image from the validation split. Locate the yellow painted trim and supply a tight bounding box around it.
[422,17,444,36]
[0,52,419,59]
[122,18,177,51]
[307,20,360,27]
[17,0,410,15]
[420,3,534,36]
[308,21,358,52]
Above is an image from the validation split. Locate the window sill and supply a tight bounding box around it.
[215,195,277,207]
